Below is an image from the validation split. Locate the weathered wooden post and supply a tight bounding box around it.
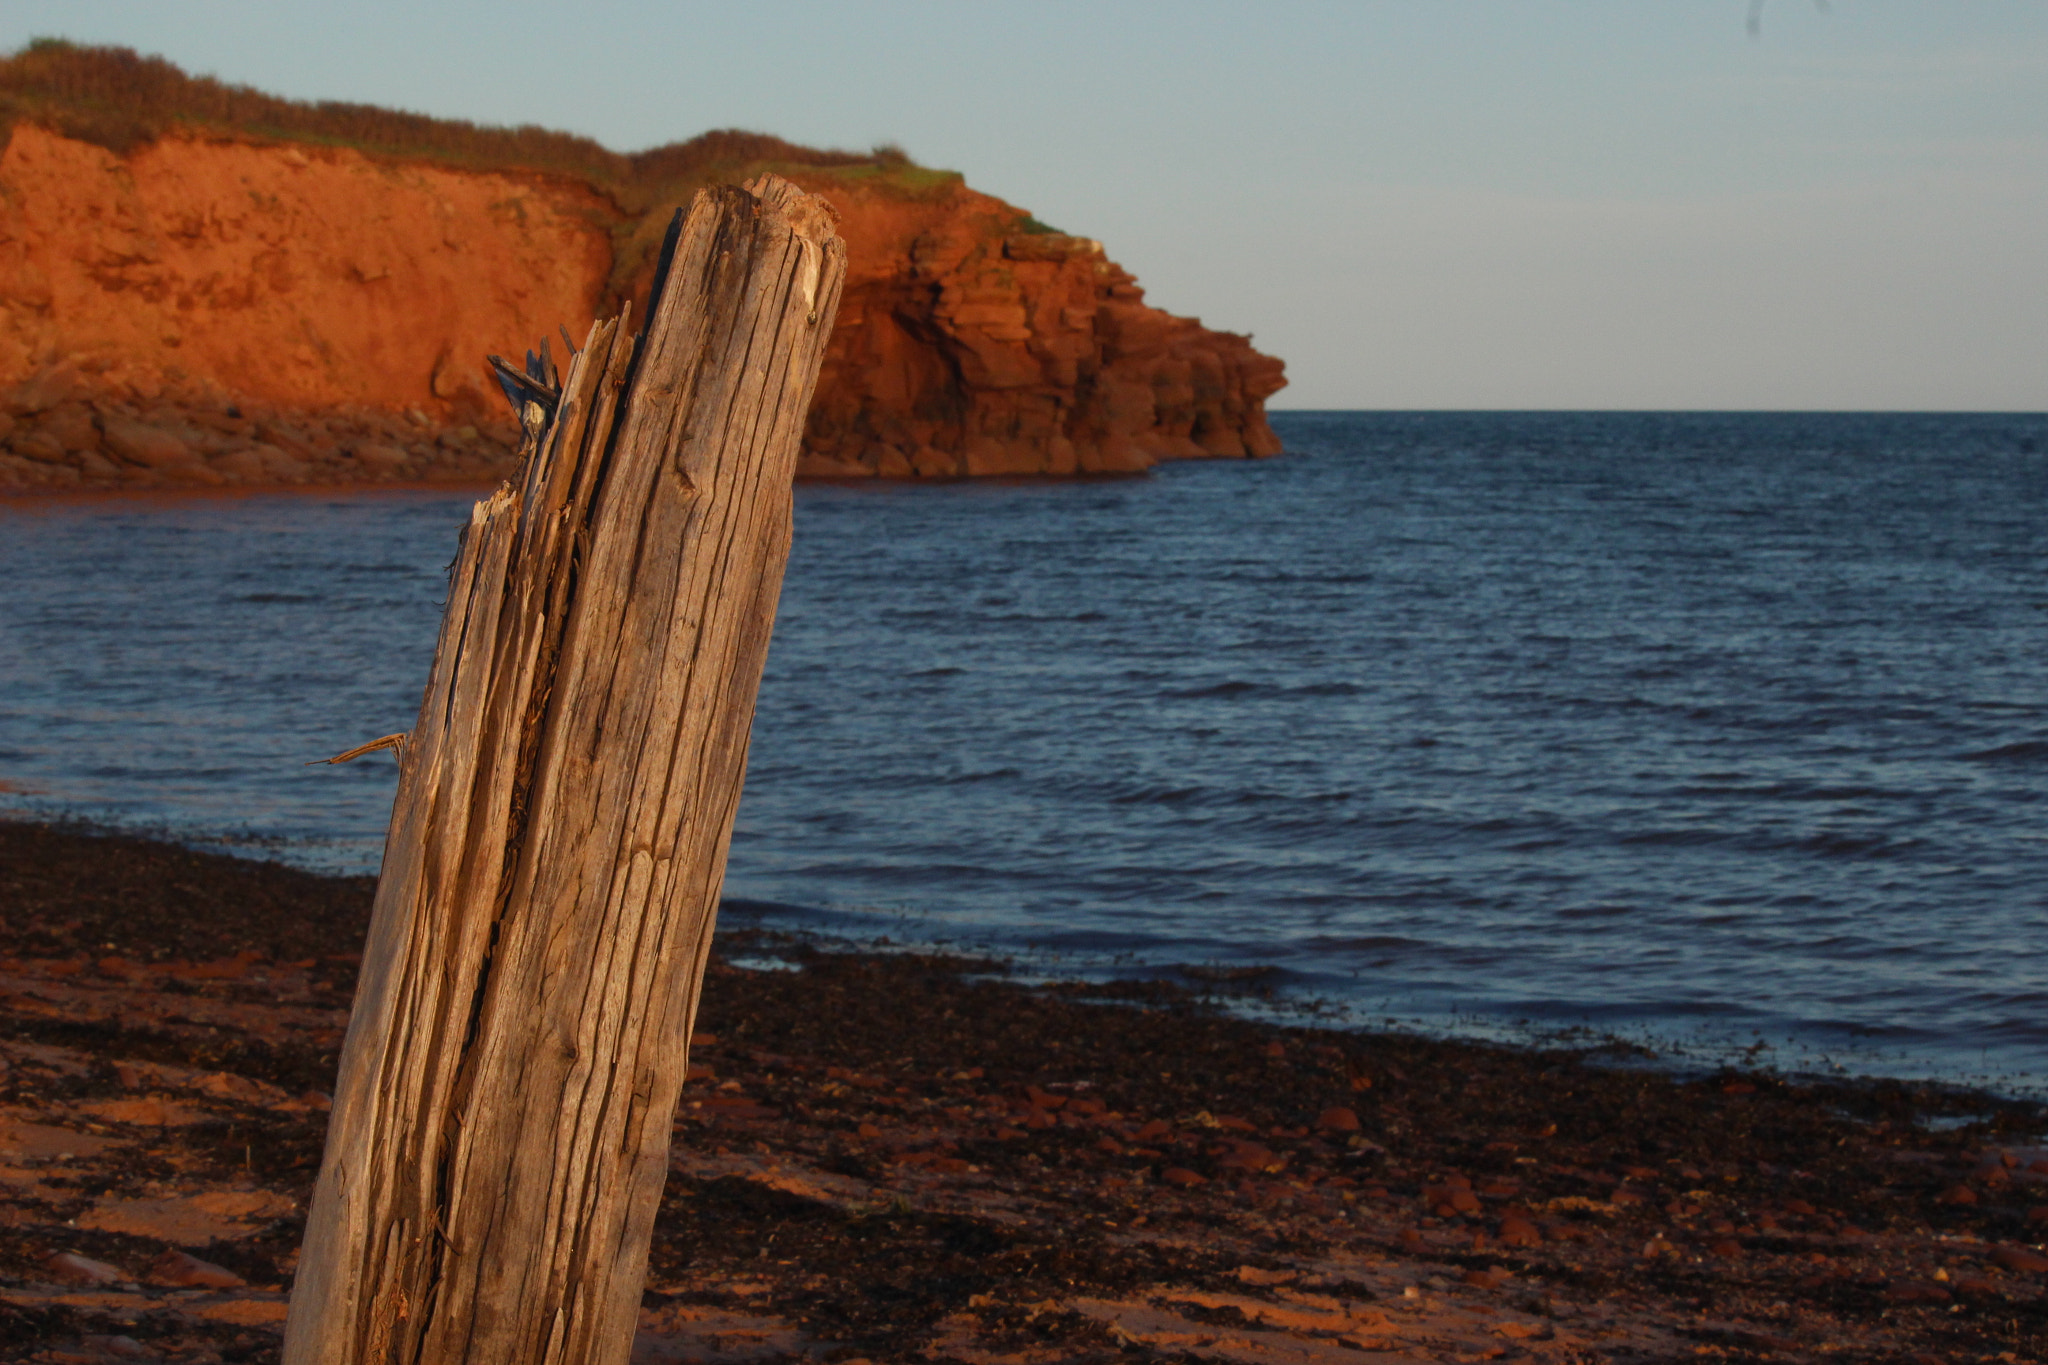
[283,176,845,1365]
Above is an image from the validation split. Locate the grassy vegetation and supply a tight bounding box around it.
[0,38,967,302]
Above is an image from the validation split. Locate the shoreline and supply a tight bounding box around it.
[0,816,2043,1361]
[6,802,2031,1107]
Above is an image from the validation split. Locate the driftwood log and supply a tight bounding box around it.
[283,176,845,1365]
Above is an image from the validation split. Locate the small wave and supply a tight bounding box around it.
[1792,830,1920,859]
[1961,740,2048,764]
[1164,680,1262,699]
[1108,784,1205,806]
[1617,828,1732,848]
[1556,905,1635,921]
[1300,934,1433,952]
[238,593,316,604]
[939,766,1020,785]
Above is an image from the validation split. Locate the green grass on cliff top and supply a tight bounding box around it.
[0,39,979,302]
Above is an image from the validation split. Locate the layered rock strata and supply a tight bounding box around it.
[0,121,1283,493]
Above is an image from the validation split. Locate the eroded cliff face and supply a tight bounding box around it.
[793,185,1284,477]
[0,124,1283,492]
[0,125,610,414]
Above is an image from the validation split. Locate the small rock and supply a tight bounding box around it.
[1939,1184,1978,1206]
[5,363,79,415]
[1991,1245,2048,1274]
[1160,1167,1204,1188]
[1397,1227,1427,1253]
[41,405,99,452]
[2028,1206,2048,1227]
[101,418,195,469]
[1235,1264,1297,1286]
[1461,1266,1510,1289]
[9,428,68,463]
[351,442,411,474]
[44,1250,124,1285]
[1498,1216,1542,1248]
[1315,1106,1360,1133]
[254,421,316,457]
[1883,1279,1951,1304]
[148,1248,245,1289]
[1707,1238,1742,1258]
[210,449,268,482]
[1424,1184,1481,1216]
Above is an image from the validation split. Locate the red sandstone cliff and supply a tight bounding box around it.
[793,187,1282,478]
[0,103,1282,493]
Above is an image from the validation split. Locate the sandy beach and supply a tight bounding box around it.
[0,818,2039,1363]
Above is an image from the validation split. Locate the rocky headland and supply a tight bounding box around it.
[0,43,1284,495]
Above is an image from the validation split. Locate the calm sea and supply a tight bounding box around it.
[3,413,2045,1091]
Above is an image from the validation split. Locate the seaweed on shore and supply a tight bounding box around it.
[0,817,2042,1362]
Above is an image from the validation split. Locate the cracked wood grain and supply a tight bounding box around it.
[283,176,846,1365]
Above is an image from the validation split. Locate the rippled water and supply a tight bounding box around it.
[4,413,2045,1089]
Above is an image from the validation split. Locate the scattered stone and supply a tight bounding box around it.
[1883,1279,1951,1305]
[1990,1245,2048,1274]
[79,1187,295,1243]
[1939,1184,1978,1206]
[1425,1183,1482,1216]
[100,418,195,469]
[351,442,411,474]
[1160,1167,1204,1188]
[1498,1215,1541,1248]
[147,1249,246,1289]
[210,448,269,482]
[10,428,67,463]
[1315,1106,1360,1133]
[43,1251,124,1285]
[5,363,79,415]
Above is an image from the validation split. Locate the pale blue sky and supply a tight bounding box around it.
[4,2,2044,409]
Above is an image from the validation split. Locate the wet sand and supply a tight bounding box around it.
[0,818,2042,1363]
